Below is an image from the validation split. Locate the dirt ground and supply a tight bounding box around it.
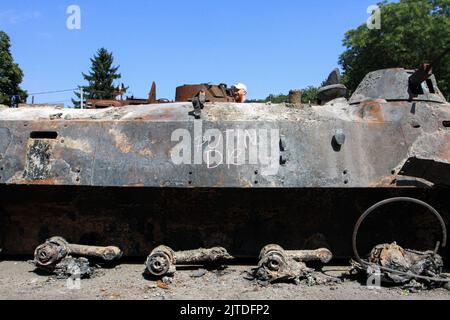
[0,261,450,300]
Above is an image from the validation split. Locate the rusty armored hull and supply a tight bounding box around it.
[0,68,450,258]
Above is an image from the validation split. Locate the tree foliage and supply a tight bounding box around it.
[339,0,450,97]
[0,31,27,105]
[301,86,319,104]
[265,94,289,104]
[72,48,126,107]
[247,86,320,104]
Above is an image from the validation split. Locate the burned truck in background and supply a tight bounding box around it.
[0,63,449,260]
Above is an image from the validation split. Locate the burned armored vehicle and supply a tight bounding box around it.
[0,65,449,260]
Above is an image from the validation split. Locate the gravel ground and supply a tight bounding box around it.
[0,261,449,300]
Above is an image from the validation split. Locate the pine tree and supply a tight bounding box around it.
[72,48,126,108]
[0,31,27,106]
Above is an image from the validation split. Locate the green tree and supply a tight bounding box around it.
[339,0,450,97]
[0,31,27,105]
[249,86,319,104]
[72,48,126,108]
[266,94,289,104]
[301,86,319,104]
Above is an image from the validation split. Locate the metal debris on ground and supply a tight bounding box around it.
[245,244,339,286]
[31,236,122,278]
[48,256,93,279]
[145,245,234,278]
[350,242,450,290]
[351,198,450,291]
[156,280,170,290]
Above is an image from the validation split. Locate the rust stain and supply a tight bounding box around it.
[138,147,154,158]
[239,176,253,188]
[123,183,145,187]
[439,144,450,162]
[108,128,133,154]
[61,137,93,153]
[156,280,169,290]
[215,172,226,187]
[14,178,60,185]
[369,176,396,187]
[360,100,385,123]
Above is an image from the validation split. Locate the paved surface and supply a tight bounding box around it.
[0,261,449,300]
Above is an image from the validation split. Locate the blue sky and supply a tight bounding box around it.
[0,0,382,105]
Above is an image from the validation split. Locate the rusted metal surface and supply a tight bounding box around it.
[259,245,333,265]
[175,84,236,102]
[68,243,122,261]
[288,90,301,104]
[148,82,157,104]
[145,245,233,277]
[409,64,434,94]
[174,248,234,265]
[0,186,449,257]
[286,248,333,264]
[349,68,446,104]
[145,245,176,277]
[34,236,69,267]
[351,197,450,289]
[86,99,123,109]
[34,236,122,268]
[409,46,450,97]
[32,236,121,278]
[87,81,169,109]
[32,235,95,278]
[1,68,448,189]
[0,66,449,258]
[352,197,447,261]
[0,99,449,188]
[246,244,337,285]
[248,244,313,284]
[350,243,448,290]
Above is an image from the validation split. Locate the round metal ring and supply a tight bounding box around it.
[352,197,447,266]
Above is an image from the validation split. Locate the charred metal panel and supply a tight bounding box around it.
[0,120,412,188]
[0,186,449,259]
[399,158,450,186]
[0,99,449,188]
[24,139,54,181]
[349,69,446,104]
[1,67,450,259]
[0,127,11,156]
[0,127,11,184]
[0,121,100,185]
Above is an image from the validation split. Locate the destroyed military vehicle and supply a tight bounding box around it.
[0,63,449,261]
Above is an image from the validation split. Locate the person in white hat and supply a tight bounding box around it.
[233,83,247,103]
